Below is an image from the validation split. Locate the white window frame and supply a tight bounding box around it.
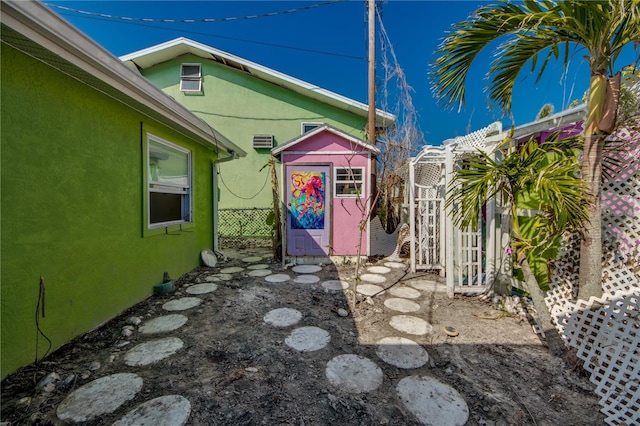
[147,134,192,228]
[334,167,365,198]
[301,122,322,134]
[180,63,202,92]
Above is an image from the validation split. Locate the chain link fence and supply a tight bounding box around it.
[218,208,273,249]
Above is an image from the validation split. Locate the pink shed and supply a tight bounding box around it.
[272,125,380,259]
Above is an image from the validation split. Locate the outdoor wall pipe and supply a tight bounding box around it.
[212,150,238,254]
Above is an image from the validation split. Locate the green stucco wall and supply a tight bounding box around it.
[1,45,218,378]
[139,55,368,210]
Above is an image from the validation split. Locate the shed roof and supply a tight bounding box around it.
[120,37,396,129]
[1,0,245,158]
[271,124,380,158]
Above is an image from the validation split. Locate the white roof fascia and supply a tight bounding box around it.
[120,37,397,127]
[511,104,587,139]
[271,124,380,157]
[1,0,245,158]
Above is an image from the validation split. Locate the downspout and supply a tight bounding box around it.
[212,150,237,256]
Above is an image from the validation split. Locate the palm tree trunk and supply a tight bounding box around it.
[520,258,566,355]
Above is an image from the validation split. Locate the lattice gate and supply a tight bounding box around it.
[408,122,502,296]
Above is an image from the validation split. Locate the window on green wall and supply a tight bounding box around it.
[148,135,192,227]
[180,63,201,92]
[301,122,322,134]
[335,167,364,197]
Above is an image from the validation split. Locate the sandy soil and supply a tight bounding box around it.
[1,248,604,425]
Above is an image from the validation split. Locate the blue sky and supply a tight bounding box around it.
[44,0,638,147]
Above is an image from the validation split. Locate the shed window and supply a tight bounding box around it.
[335,167,364,197]
[148,135,192,227]
[301,122,322,134]
[180,63,201,92]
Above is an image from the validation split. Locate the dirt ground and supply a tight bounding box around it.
[1,248,604,425]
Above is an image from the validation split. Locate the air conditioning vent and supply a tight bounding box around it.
[253,134,274,149]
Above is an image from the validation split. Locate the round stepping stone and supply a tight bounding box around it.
[326,354,383,393]
[407,280,440,291]
[360,273,386,284]
[162,297,201,311]
[356,284,385,296]
[247,263,269,270]
[321,280,350,292]
[248,269,272,277]
[285,326,331,352]
[113,395,191,426]
[265,273,290,283]
[384,298,421,313]
[294,274,320,284]
[185,283,218,295]
[139,314,188,335]
[200,249,217,267]
[389,315,433,336]
[389,286,421,299]
[292,264,322,274]
[206,273,233,281]
[263,308,302,327]
[205,275,220,282]
[220,266,244,274]
[124,337,184,366]
[375,336,429,369]
[396,376,469,426]
[368,265,391,274]
[385,261,406,269]
[242,256,263,263]
[56,373,143,422]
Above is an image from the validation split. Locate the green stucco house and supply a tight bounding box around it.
[120,38,395,247]
[0,1,245,378]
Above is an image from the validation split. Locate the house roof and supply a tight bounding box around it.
[1,0,245,159]
[271,123,381,158]
[120,37,397,128]
[511,103,587,140]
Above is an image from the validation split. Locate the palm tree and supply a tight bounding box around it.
[446,137,590,354]
[430,0,640,300]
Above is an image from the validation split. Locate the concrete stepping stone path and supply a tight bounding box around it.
[162,297,202,311]
[321,280,350,292]
[241,256,262,263]
[220,266,244,274]
[356,284,385,296]
[263,308,302,327]
[247,263,269,270]
[388,286,421,299]
[185,283,218,295]
[384,297,421,313]
[139,314,188,335]
[389,315,433,336]
[375,336,429,369]
[407,280,442,292]
[325,354,383,393]
[360,273,386,284]
[206,273,232,281]
[265,273,290,283]
[285,326,331,352]
[396,376,469,426]
[292,264,322,274]
[368,265,391,274]
[384,261,406,269]
[294,274,320,284]
[56,373,143,423]
[248,269,272,277]
[113,395,191,426]
[124,337,184,366]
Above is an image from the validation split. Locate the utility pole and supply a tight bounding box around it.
[368,0,377,216]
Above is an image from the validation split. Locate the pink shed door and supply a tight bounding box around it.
[285,165,331,256]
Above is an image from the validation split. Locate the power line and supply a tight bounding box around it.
[45,1,345,23]
[50,9,365,61]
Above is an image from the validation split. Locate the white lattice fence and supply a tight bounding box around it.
[545,141,640,425]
